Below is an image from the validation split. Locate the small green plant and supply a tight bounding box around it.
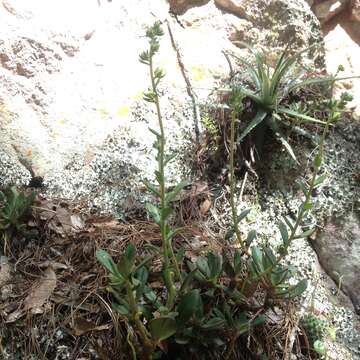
[96,22,333,360]
[0,186,34,254]
[302,313,328,357]
[230,44,354,161]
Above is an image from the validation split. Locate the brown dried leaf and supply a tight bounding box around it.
[38,261,69,270]
[0,256,11,288]
[6,308,24,323]
[0,256,13,300]
[199,199,211,215]
[23,267,56,313]
[73,317,110,336]
[70,214,85,230]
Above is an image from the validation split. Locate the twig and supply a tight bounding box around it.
[284,290,312,360]
[239,171,248,202]
[222,50,235,80]
[166,20,202,145]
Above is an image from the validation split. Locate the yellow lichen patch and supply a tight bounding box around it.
[57,119,66,125]
[116,105,130,118]
[190,65,206,82]
[131,91,144,101]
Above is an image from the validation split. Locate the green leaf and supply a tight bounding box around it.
[179,269,197,293]
[263,247,277,268]
[276,279,307,299]
[278,221,289,245]
[135,266,148,300]
[278,107,328,125]
[246,229,257,247]
[234,249,242,273]
[165,180,188,203]
[328,326,336,341]
[238,109,267,142]
[294,228,315,239]
[154,170,163,185]
[161,207,173,221]
[266,116,297,162]
[145,203,161,224]
[149,317,177,342]
[166,227,184,242]
[148,127,161,138]
[165,153,177,165]
[236,208,251,224]
[286,75,360,94]
[314,154,322,169]
[270,267,290,286]
[296,179,309,195]
[117,243,137,277]
[175,247,185,263]
[314,174,327,187]
[143,180,160,197]
[125,243,136,265]
[96,250,118,275]
[303,202,313,211]
[223,256,235,278]
[196,257,211,278]
[139,51,150,65]
[251,246,264,273]
[177,289,201,326]
[112,302,130,316]
[201,317,226,330]
[313,340,326,356]
[283,216,294,231]
[207,252,223,280]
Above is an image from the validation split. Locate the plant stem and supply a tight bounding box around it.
[126,281,154,357]
[247,115,332,282]
[149,51,180,305]
[149,54,169,271]
[229,110,245,250]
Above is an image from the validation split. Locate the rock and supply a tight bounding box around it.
[313,211,360,312]
[350,0,360,22]
[324,22,360,119]
[313,0,349,24]
[0,0,323,215]
[169,0,247,18]
[168,0,211,15]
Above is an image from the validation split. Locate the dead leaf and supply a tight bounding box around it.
[0,256,13,300]
[73,317,110,336]
[70,214,85,230]
[0,256,11,288]
[23,267,56,313]
[199,199,211,215]
[37,201,75,235]
[38,261,69,270]
[6,308,24,323]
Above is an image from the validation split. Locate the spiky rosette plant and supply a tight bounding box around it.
[230,43,357,162]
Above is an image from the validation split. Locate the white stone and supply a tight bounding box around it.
[324,24,360,119]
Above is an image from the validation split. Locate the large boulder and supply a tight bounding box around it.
[0,0,322,215]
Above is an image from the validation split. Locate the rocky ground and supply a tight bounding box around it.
[1,0,360,359]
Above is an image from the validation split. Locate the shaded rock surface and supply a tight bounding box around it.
[313,0,349,23]
[313,211,360,312]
